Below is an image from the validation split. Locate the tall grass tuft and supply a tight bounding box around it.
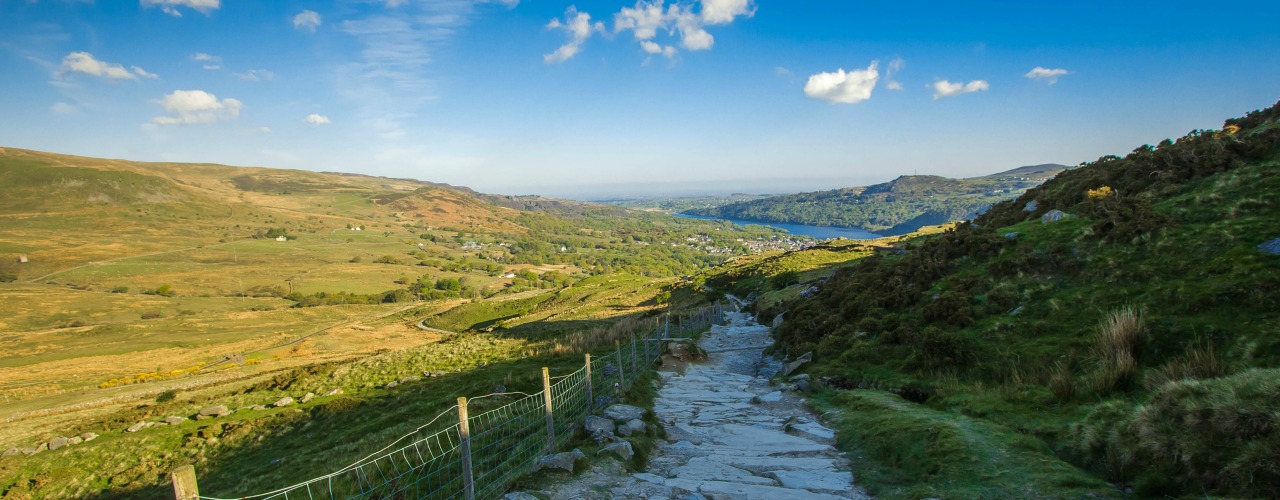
[1145,341,1228,390]
[1087,306,1144,394]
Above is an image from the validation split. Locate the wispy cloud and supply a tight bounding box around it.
[884,57,904,90]
[804,61,880,104]
[293,10,322,32]
[1025,66,1069,84]
[140,0,220,17]
[305,113,331,125]
[235,69,275,82]
[544,7,604,64]
[59,52,153,80]
[931,79,989,99]
[152,89,242,125]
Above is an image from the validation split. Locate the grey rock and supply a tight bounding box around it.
[300,392,315,404]
[22,444,47,455]
[584,415,616,436]
[533,448,585,473]
[126,422,147,433]
[144,421,158,428]
[273,396,295,407]
[501,493,539,500]
[618,418,646,437]
[399,376,421,384]
[794,379,811,392]
[699,480,848,499]
[68,436,83,445]
[385,381,399,389]
[633,472,666,484]
[164,416,188,425]
[756,391,783,403]
[252,405,267,411]
[493,384,507,393]
[1003,232,1020,239]
[195,414,211,421]
[1009,305,1025,316]
[1,448,18,457]
[48,436,71,451]
[597,440,634,461]
[79,432,97,442]
[323,388,343,396]
[765,469,854,493]
[1259,238,1280,255]
[1041,209,1073,223]
[787,374,811,383]
[602,404,645,423]
[780,351,812,378]
[1023,200,1039,212]
[199,405,229,417]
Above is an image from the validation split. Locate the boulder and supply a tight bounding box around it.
[80,432,98,442]
[300,392,315,404]
[602,404,645,423]
[780,352,812,378]
[48,436,71,451]
[598,441,634,461]
[1041,209,1073,223]
[252,405,267,411]
[1259,238,1280,255]
[323,388,343,397]
[273,396,295,407]
[618,419,646,437]
[1023,200,1039,212]
[199,405,230,417]
[533,448,585,473]
[165,416,188,425]
[126,422,147,433]
[584,415,616,437]
[68,436,83,446]
[1,448,18,458]
[793,379,812,392]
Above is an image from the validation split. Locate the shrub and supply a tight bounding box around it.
[156,390,177,403]
[1,272,18,282]
[1049,361,1076,401]
[1088,307,1144,394]
[141,311,163,320]
[1145,342,1228,390]
[110,286,129,293]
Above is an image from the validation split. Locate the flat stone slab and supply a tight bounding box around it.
[697,480,850,500]
[767,470,855,493]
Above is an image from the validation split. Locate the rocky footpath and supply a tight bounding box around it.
[523,309,866,499]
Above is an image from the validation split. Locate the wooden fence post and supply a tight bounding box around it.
[630,334,637,377]
[458,397,475,500]
[170,465,198,500]
[542,367,555,451]
[584,353,594,412]
[614,340,625,389]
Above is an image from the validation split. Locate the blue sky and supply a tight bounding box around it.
[2,0,1278,199]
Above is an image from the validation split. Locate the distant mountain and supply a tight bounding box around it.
[685,164,1067,235]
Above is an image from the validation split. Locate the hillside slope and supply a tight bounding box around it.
[687,164,1065,235]
[758,102,1280,497]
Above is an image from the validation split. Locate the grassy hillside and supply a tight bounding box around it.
[687,164,1064,235]
[755,101,1280,497]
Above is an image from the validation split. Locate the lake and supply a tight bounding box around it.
[674,213,883,240]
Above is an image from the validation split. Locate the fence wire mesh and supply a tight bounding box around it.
[203,302,725,500]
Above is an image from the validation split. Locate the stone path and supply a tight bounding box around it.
[533,309,867,499]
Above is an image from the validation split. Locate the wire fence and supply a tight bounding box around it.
[196,301,725,500]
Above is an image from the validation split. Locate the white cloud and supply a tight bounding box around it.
[931,79,989,99]
[700,0,754,25]
[235,69,275,81]
[305,113,331,125]
[544,7,605,64]
[202,65,221,70]
[152,90,243,125]
[1025,66,1069,84]
[192,52,219,62]
[640,40,677,59]
[804,61,879,104]
[141,0,220,17]
[615,0,666,40]
[884,57,904,90]
[60,52,142,80]
[132,66,158,79]
[293,10,321,32]
[775,66,792,78]
[258,126,273,134]
[51,102,77,115]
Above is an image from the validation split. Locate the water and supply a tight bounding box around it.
[674,213,882,240]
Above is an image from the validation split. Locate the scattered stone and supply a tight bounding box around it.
[799,286,820,298]
[598,441,634,461]
[300,392,315,404]
[787,374,811,383]
[323,388,344,397]
[793,379,812,392]
[22,444,46,456]
[771,311,786,328]
[126,422,147,433]
[493,384,507,393]
[765,469,854,493]
[385,381,399,389]
[399,376,421,384]
[756,391,783,403]
[1023,200,1039,212]
[1003,232,1020,239]
[48,436,71,451]
[501,493,540,500]
[1259,238,1280,255]
[584,415,616,437]
[534,448,585,473]
[1040,209,1073,223]
[195,415,211,421]
[633,472,666,485]
[80,432,97,442]
[618,418,646,437]
[1,448,18,457]
[165,416,188,425]
[780,352,812,378]
[1009,305,1025,316]
[199,405,230,417]
[68,436,83,445]
[144,421,158,428]
[603,404,645,423]
[273,396,295,408]
[252,405,267,411]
